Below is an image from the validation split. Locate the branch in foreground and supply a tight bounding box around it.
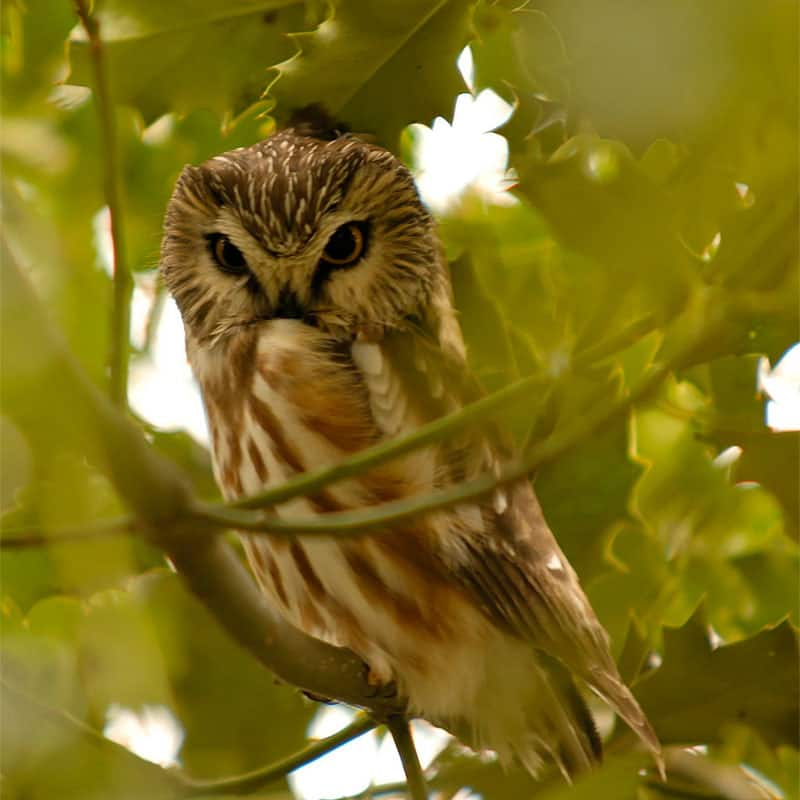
[1,256,404,719]
[231,371,546,512]
[73,0,132,408]
[188,345,683,537]
[182,713,376,797]
[0,516,139,549]
[2,677,185,794]
[386,716,428,800]
[229,310,658,515]
[5,679,379,799]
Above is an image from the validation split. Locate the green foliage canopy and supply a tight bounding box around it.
[1,1,798,798]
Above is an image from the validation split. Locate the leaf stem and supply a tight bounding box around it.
[182,714,377,796]
[386,716,428,800]
[74,0,132,408]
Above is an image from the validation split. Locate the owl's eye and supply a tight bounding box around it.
[207,233,248,275]
[320,222,367,267]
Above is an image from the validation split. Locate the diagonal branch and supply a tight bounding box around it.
[0,516,140,548]
[5,679,380,799]
[1,249,403,718]
[187,328,698,536]
[182,713,376,796]
[73,0,132,408]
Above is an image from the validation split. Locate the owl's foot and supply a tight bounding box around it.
[362,660,398,699]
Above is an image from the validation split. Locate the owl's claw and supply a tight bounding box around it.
[361,661,398,699]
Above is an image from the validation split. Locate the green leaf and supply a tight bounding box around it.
[538,418,644,584]
[471,4,569,151]
[635,608,799,747]
[130,569,316,779]
[535,753,643,800]
[268,0,475,146]
[1,0,75,111]
[67,1,310,122]
[2,679,182,800]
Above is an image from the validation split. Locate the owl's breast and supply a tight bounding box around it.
[193,320,479,698]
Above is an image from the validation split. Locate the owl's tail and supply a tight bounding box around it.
[515,652,603,780]
[447,642,604,781]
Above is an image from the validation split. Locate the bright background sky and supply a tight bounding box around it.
[100,46,800,799]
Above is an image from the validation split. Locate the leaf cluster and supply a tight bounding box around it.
[1,1,797,799]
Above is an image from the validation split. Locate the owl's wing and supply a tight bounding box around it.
[351,324,662,769]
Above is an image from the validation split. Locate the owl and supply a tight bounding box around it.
[160,117,662,780]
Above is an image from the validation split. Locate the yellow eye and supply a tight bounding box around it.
[207,233,248,275]
[321,222,367,267]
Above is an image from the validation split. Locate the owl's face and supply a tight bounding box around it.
[160,131,442,346]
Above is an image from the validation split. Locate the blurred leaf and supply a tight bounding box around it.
[67,1,309,122]
[730,432,799,541]
[130,569,316,779]
[147,428,219,501]
[529,0,797,150]
[534,753,643,800]
[268,0,475,146]
[586,523,679,656]
[631,376,794,638]
[2,678,182,800]
[635,608,799,748]
[516,135,691,333]
[1,0,75,111]
[537,418,643,584]
[713,725,800,800]
[451,252,520,391]
[471,4,569,150]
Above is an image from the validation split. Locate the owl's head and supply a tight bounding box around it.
[160,127,448,348]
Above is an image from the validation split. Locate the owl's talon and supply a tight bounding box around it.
[360,661,396,699]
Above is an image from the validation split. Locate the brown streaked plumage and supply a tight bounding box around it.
[160,118,663,780]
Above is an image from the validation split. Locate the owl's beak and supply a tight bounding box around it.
[273,287,313,324]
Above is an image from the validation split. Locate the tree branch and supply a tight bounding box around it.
[5,678,378,799]
[1,678,185,794]
[1,292,716,547]
[1,252,403,719]
[187,325,695,537]
[182,713,376,796]
[230,371,547,512]
[0,516,139,548]
[386,716,428,800]
[73,0,132,408]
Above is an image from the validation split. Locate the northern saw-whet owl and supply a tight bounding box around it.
[160,116,662,779]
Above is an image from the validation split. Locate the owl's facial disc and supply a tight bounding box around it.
[161,129,441,345]
[203,220,374,324]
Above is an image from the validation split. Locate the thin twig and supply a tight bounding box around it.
[1,678,185,792]
[232,371,547,512]
[229,312,658,516]
[386,716,428,800]
[0,515,139,548]
[182,714,377,796]
[73,0,132,407]
[0,334,692,547]
[5,677,378,797]
[188,342,684,536]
